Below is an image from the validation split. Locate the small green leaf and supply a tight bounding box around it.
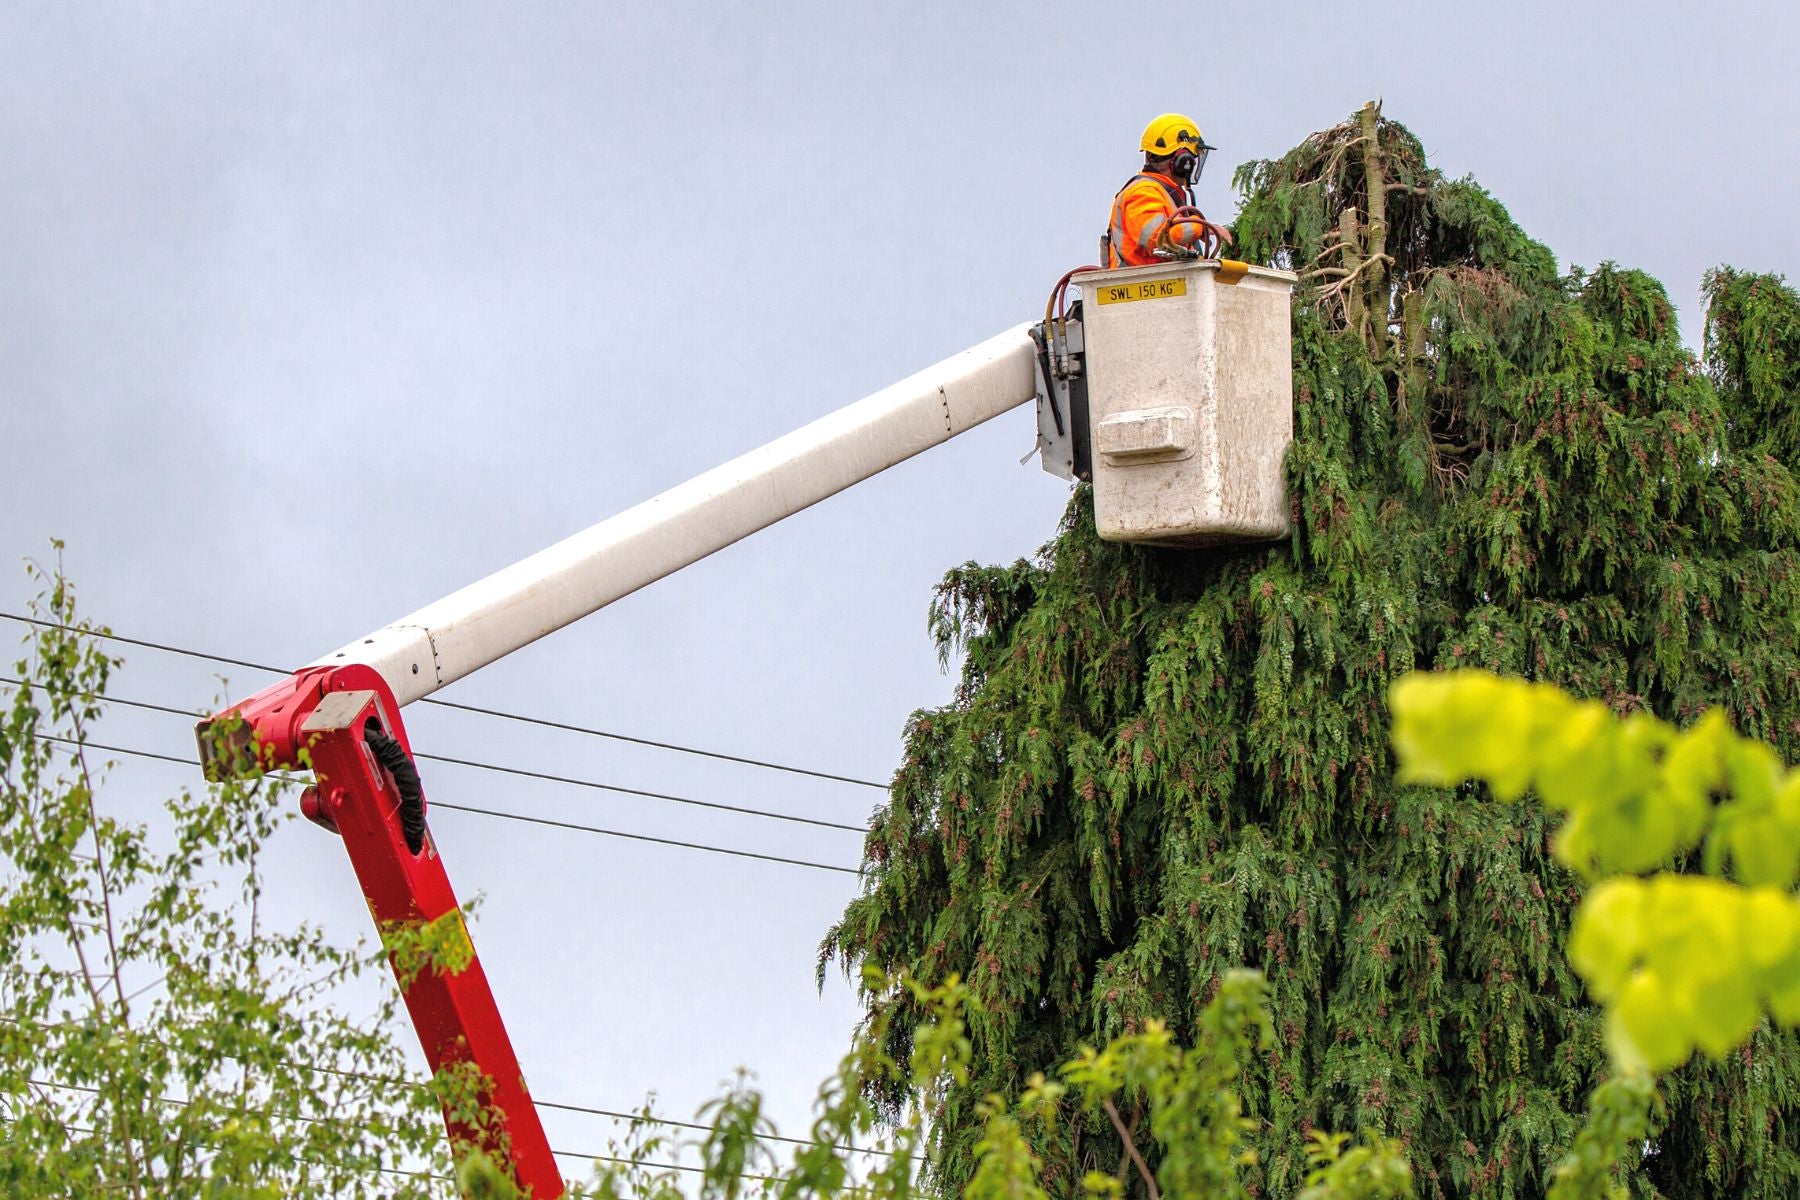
[1612,971,1692,1072]
[1568,880,1647,1000]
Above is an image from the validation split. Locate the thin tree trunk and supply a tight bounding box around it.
[1400,286,1427,421]
[1358,100,1389,349]
[1338,206,1365,337]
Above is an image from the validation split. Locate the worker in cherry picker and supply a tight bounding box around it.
[1101,113,1234,268]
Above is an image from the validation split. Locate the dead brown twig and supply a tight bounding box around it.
[1103,1098,1159,1200]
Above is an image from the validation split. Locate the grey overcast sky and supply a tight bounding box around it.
[3,0,1796,1183]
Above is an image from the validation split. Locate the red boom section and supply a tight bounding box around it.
[200,665,563,1198]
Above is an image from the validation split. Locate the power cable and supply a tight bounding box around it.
[10,1017,914,1164]
[0,613,283,677]
[30,733,862,877]
[422,799,861,875]
[19,1082,781,1186]
[414,750,870,834]
[4,1111,459,1188]
[259,1054,907,1161]
[0,611,889,789]
[0,677,872,835]
[425,696,888,792]
[28,1073,898,1178]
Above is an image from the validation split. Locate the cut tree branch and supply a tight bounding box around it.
[1315,253,1395,301]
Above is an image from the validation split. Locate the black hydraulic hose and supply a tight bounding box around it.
[1030,323,1065,436]
[365,725,427,855]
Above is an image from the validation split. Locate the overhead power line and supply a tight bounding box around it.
[0,1114,457,1186]
[275,1052,910,1162]
[414,749,870,834]
[0,612,283,676]
[424,696,888,791]
[0,677,872,836]
[10,1019,910,1163]
[30,732,862,877]
[0,612,889,790]
[13,1093,794,1188]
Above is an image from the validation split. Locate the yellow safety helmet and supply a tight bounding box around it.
[1140,113,1212,157]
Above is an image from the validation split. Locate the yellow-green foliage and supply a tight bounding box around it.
[0,556,453,1198]
[578,969,1412,1200]
[1393,670,1800,1074]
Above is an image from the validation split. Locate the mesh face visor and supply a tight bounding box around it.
[1166,127,1213,185]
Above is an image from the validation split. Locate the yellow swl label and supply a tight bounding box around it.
[1095,277,1188,305]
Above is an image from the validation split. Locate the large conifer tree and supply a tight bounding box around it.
[822,106,1800,1198]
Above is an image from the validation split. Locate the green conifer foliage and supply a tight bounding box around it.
[1706,266,1800,461]
[821,106,1800,1198]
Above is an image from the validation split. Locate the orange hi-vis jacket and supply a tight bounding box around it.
[1103,170,1201,268]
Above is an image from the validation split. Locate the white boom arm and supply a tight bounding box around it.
[315,323,1040,706]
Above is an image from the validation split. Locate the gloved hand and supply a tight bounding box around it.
[1168,207,1234,259]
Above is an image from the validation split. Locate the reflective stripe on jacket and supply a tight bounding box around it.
[1103,171,1199,268]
